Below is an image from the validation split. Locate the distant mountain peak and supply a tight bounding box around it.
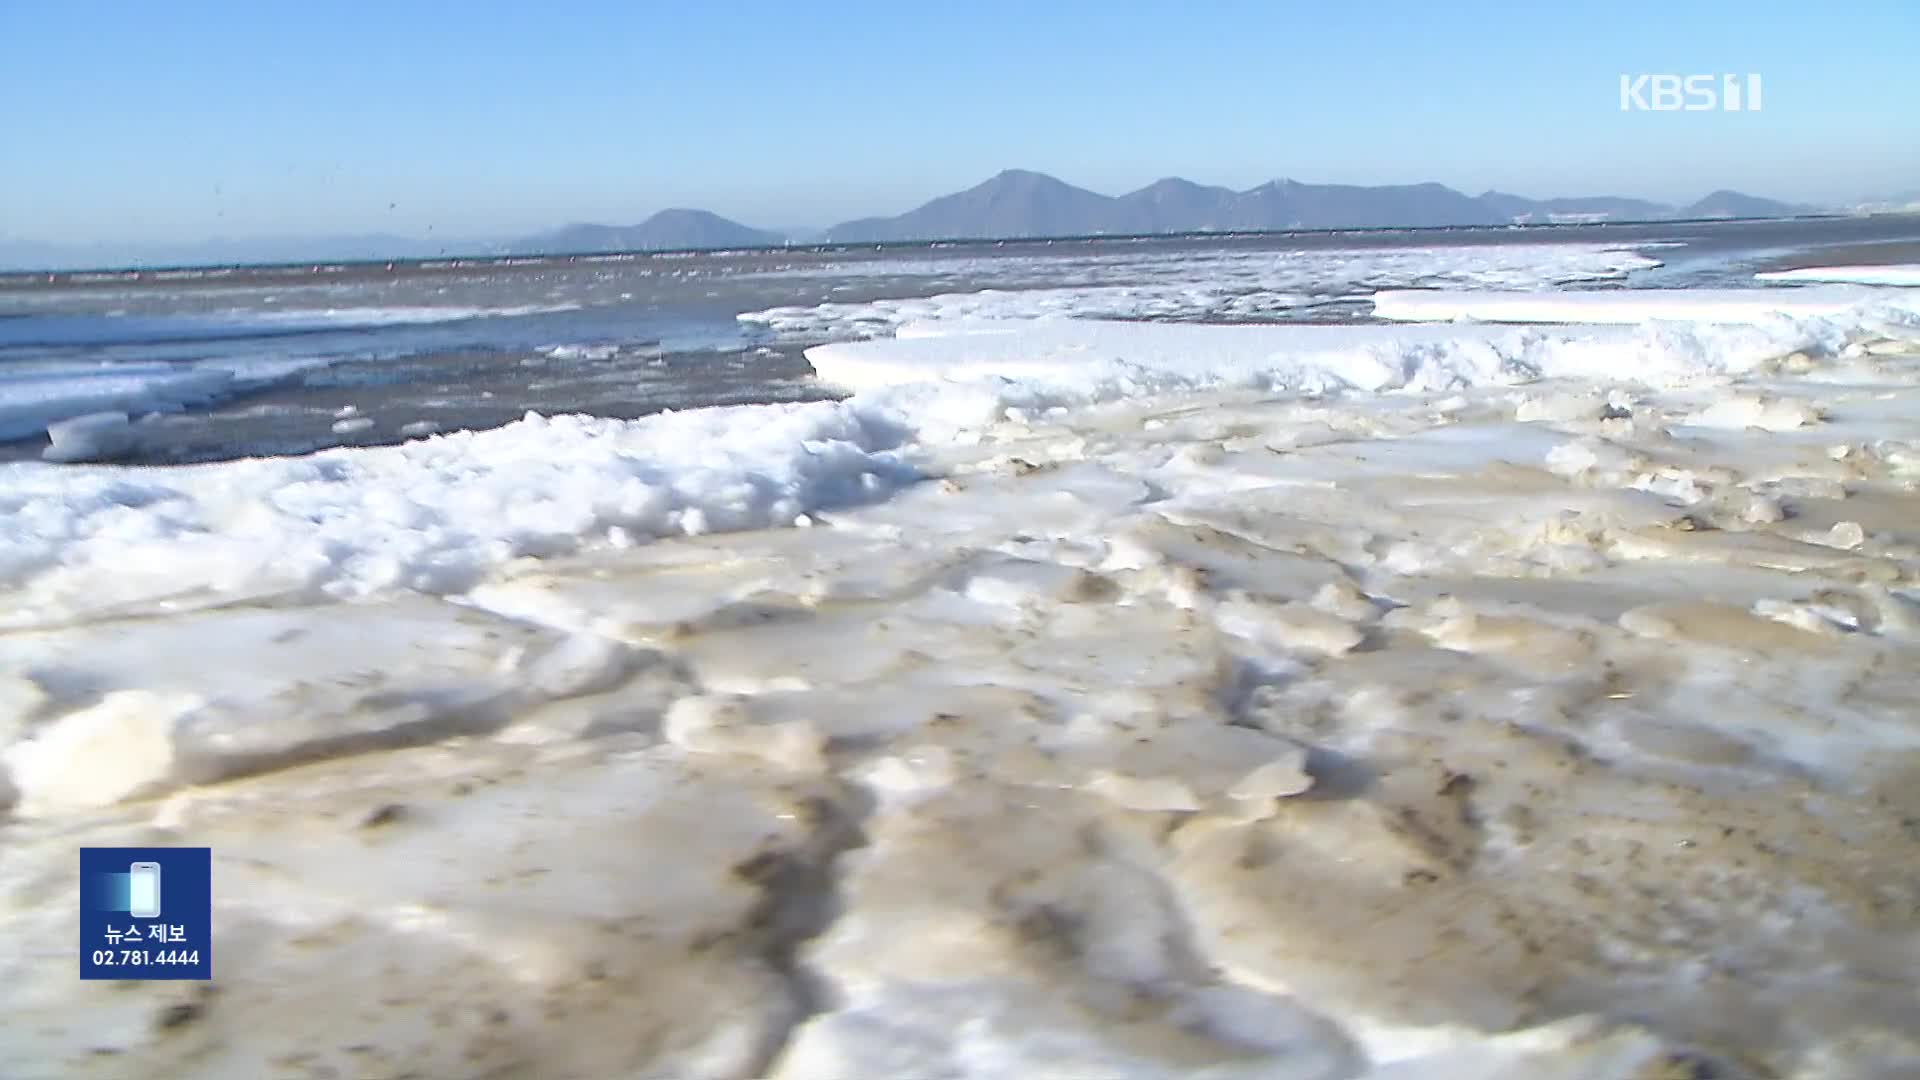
[990,168,1059,183]
[514,209,783,255]
[1681,190,1807,219]
[649,207,734,222]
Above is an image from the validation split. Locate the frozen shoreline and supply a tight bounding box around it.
[2,282,1919,1076]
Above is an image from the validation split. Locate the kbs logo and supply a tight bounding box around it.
[1620,74,1763,112]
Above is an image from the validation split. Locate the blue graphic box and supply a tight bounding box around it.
[79,847,212,980]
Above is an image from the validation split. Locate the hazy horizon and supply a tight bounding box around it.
[0,168,1883,245]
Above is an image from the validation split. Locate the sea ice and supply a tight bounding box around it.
[0,367,237,443]
[740,242,1661,339]
[803,312,1849,401]
[0,404,915,627]
[3,279,1919,1078]
[1368,284,1910,324]
[1755,263,1920,286]
[38,411,136,463]
[0,305,577,448]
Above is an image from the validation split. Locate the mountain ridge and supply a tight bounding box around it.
[513,208,783,255]
[0,173,1830,271]
[816,170,1813,243]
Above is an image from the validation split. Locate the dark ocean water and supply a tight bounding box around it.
[2,215,1916,464]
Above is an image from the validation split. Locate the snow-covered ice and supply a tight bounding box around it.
[8,301,1902,628]
[0,404,914,626]
[0,304,580,448]
[1369,283,1917,324]
[805,308,1875,398]
[0,366,242,443]
[3,274,1920,1078]
[1756,263,1920,286]
[741,242,1662,339]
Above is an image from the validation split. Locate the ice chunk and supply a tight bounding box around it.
[1226,747,1315,802]
[541,343,622,361]
[0,367,235,443]
[2,690,194,813]
[515,633,646,699]
[1683,395,1824,431]
[662,694,827,772]
[1824,521,1867,550]
[1214,596,1366,656]
[40,411,136,463]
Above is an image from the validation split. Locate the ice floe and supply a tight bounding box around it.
[3,278,1919,1078]
[741,242,1662,339]
[38,411,137,464]
[1756,263,1920,286]
[806,310,1882,399]
[1369,284,1917,324]
[0,366,243,444]
[0,304,580,448]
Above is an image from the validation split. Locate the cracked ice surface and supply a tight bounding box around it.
[2,307,1920,1078]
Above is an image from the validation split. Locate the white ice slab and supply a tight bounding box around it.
[39,411,136,463]
[0,367,237,443]
[805,314,1840,400]
[1756,264,1920,286]
[1368,284,1903,324]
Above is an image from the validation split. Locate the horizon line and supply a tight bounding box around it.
[4,211,1889,278]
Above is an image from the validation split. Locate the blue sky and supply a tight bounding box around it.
[2,0,1915,245]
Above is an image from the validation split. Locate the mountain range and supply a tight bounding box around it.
[818,171,1810,243]
[511,171,1813,254]
[0,172,1829,270]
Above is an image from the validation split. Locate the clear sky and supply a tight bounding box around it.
[2,0,1916,247]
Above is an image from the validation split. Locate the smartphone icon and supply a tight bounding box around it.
[128,862,162,919]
